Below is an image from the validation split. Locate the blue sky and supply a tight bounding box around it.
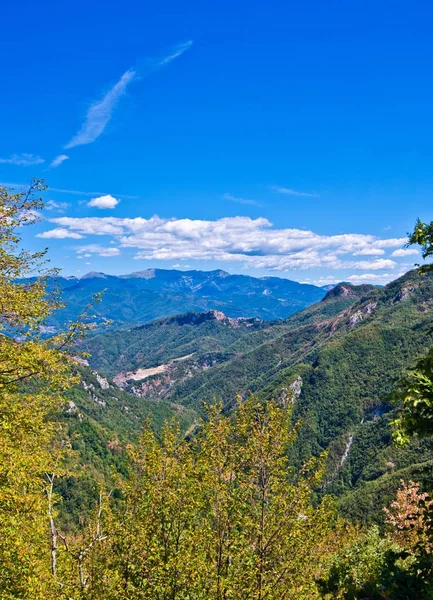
[1,0,432,285]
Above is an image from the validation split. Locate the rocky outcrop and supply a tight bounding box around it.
[393,285,416,303]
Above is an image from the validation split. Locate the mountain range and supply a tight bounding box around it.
[44,268,326,328]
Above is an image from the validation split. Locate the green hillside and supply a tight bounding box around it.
[81,310,268,376]
[82,270,433,524]
[54,364,197,529]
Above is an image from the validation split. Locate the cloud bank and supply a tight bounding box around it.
[43,214,408,272]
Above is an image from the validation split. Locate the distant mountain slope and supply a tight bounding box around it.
[43,268,326,328]
[85,282,372,405]
[155,283,379,409]
[81,310,267,376]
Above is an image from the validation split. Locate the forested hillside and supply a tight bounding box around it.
[85,270,433,523]
[55,364,196,529]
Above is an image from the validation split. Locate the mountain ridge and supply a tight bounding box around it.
[39,267,328,327]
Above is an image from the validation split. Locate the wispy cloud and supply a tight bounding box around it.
[64,40,193,150]
[50,154,69,168]
[156,40,193,67]
[65,70,136,149]
[224,193,263,207]
[0,153,44,166]
[0,182,136,199]
[270,185,319,198]
[45,200,70,212]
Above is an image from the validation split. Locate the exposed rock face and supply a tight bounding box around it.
[94,372,110,389]
[82,380,94,392]
[279,376,303,407]
[340,435,354,468]
[290,376,303,400]
[92,395,106,407]
[115,354,221,400]
[347,301,377,327]
[393,285,416,303]
[65,400,77,414]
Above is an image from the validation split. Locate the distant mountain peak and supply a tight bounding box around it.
[120,269,156,279]
[80,271,108,279]
[322,282,377,301]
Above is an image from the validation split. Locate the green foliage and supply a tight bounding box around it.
[0,180,78,598]
[78,397,349,599]
[80,269,433,525]
[391,218,433,443]
[392,347,433,443]
[409,217,433,273]
[54,365,197,529]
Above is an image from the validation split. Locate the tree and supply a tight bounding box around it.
[0,180,92,598]
[408,218,433,273]
[100,397,351,600]
[392,219,433,443]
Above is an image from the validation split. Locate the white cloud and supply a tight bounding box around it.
[157,40,193,66]
[270,185,319,198]
[350,259,397,270]
[76,245,120,257]
[47,214,411,272]
[64,40,193,149]
[352,248,385,256]
[224,193,262,207]
[312,271,407,287]
[45,200,70,212]
[50,154,69,168]
[0,153,44,166]
[65,69,136,149]
[37,228,83,239]
[87,194,120,209]
[390,248,419,257]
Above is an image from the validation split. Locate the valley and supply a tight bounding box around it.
[68,268,433,526]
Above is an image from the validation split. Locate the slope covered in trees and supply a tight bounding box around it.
[85,270,433,524]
